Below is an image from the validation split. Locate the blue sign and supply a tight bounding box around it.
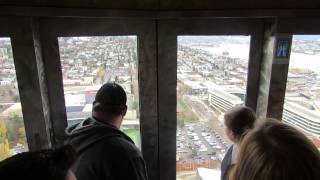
[276,38,290,58]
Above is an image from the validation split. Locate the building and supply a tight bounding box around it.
[283,101,320,137]
[207,84,243,112]
[183,81,208,96]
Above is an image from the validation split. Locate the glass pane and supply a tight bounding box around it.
[177,36,251,179]
[58,36,140,148]
[284,35,320,150]
[0,38,28,160]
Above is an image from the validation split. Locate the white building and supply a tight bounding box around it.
[283,101,320,137]
[207,83,243,112]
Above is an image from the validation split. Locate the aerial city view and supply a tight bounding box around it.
[0,38,27,160]
[176,35,320,179]
[0,35,320,177]
[58,36,141,147]
[176,36,250,179]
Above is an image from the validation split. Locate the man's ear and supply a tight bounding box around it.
[92,101,98,112]
[122,106,127,116]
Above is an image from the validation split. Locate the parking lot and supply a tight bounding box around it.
[177,122,231,164]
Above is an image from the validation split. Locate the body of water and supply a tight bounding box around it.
[195,44,320,73]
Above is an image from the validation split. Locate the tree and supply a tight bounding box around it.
[0,120,7,138]
[7,114,27,147]
[191,149,198,158]
[13,95,20,102]
[0,139,11,161]
[0,120,11,160]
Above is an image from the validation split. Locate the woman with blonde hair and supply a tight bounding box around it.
[229,119,320,180]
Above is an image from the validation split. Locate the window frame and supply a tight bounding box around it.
[267,18,320,119]
[272,18,320,138]
[157,18,265,180]
[0,17,52,151]
[39,18,158,180]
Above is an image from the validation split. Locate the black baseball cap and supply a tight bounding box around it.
[94,82,127,114]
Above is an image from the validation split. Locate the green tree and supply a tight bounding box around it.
[191,149,198,158]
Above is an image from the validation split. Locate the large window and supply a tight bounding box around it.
[58,36,140,147]
[0,38,28,160]
[176,36,250,179]
[284,35,320,150]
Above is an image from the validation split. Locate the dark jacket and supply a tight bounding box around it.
[65,117,148,180]
[220,145,233,180]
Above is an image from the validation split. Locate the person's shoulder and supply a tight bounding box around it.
[228,145,233,152]
[222,145,233,164]
[100,136,142,157]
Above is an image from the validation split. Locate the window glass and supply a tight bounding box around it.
[284,35,320,150]
[58,36,140,147]
[0,38,28,160]
[177,36,250,179]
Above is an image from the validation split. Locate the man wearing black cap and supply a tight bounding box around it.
[65,82,148,180]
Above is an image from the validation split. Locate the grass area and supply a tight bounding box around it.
[177,97,198,124]
[123,128,141,149]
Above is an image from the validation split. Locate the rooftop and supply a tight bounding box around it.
[284,101,320,123]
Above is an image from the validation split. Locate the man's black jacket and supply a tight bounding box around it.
[65,117,148,180]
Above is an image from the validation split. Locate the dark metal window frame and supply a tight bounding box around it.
[5,15,320,180]
[157,18,266,180]
[267,18,320,119]
[0,17,52,151]
[38,18,158,180]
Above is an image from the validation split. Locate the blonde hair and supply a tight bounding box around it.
[229,119,320,180]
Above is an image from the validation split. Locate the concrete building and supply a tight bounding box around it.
[207,85,243,112]
[283,102,320,137]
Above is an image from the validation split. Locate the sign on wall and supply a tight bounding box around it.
[274,35,292,64]
[275,38,291,58]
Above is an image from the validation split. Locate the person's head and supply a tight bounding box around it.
[92,82,127,128]
[229,119,320,180]
[0,145,77,180]
[224,106,256,143]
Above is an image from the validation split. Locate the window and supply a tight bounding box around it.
[176,36,250,179]
[284,35,320,150]
[0,38,28,160]
[58,36,140,147]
